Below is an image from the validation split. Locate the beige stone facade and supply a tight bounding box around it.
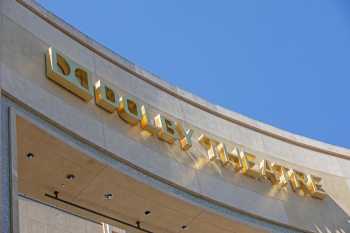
[1,0,350,233]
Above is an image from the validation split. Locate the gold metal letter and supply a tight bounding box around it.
[176,123,193,151]
[46,47,93,101]
[140,105,159,135]
[306,175,326,199]
[94,80,119,113]
[227,147,243,171]
[259,160,277,184]
[271,164,289,187]
[216,143,230,166]
[154,115,178,144]
[117,96,142,125]
[198,134,218,161]
[287,169,308,194]
[239,150,260,178]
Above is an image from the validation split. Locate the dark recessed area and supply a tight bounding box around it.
[104,193,113,200]
[144,210,151,216]
[66,174,75,180]
[26,153,34,159]
[181,225,188,230]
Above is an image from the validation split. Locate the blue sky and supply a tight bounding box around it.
[37,0,350,148]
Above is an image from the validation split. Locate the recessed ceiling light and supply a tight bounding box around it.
[66,174,75,180]
[181,225,188,230]
[144,210,151,216]
[26,153,34,159]
[104,193,113,200]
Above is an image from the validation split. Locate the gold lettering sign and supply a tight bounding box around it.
[117,96,141,125]
[239,150,260,178]
[198,134,219,161]
[45,47,327,200]
[197,134,326,199]
[94,80,119,113]
[216,143,230,166]
[259,160,277,184]
[155,115,178,144]
[140,105,159,135]
[46,47,93,101]
[306,175,326,199]
[176,124,193,151]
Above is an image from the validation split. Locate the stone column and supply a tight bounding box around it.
[1,1,15,231]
